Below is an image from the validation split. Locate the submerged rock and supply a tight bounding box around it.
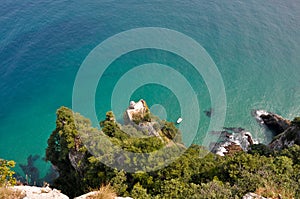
[19,155,40,185]
[204,108,213,118]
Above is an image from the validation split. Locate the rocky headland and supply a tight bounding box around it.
[253,109,300,149]
[211,109,300,156]
[3,103,300,199]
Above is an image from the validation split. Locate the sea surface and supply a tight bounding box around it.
[1,0,300,179]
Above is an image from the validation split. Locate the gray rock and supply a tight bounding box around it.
[252,110,291,136]
[243,192,268,199]
[269,125,300,150]
[210,128,257,156]
[12,186,69,199]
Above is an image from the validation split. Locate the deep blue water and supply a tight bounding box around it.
[1,0,300,179]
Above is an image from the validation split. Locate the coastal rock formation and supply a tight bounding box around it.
[122,100,166,140]
[252,110,291,136]
[11,185,69,199]
[269,123,300,150]
[242,192,268,199]
[253,110,300,150]
[210,127,257,156]
[68,149,85,174]
[123,100,148,125]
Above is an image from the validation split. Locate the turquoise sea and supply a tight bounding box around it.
[1,0,300,179]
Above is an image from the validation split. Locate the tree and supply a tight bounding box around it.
[131,182,151,199]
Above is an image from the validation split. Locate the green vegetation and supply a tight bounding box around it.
[0,159,24,199]
[161,120,180,140]
[45,107,300,198]
[0,159,16,187]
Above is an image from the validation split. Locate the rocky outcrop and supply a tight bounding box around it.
[252,110,291,136]
[242,192,269,199]
[124,100,148,125]
[253,110,300,150]
[210,127,257,156]
[11,186,69,199]
[269,125,300,150]
[10,186,133,199]
[68,149,85,173]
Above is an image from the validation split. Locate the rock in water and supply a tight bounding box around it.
[210,127,257,156]
[252,110,291,136]
[253,110,300,150]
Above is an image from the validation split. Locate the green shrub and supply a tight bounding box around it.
[0,159,16,187]
[131,182,150,199]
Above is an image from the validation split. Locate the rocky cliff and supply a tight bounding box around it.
[252,110,291,136]
[211,110,300,156]
[253,110,300,150]
[210,127,257,156]
[269,123,300,150]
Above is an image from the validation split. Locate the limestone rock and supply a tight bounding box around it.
[243,192,268,199]
[11,186,69,199]
[124,100,148,125]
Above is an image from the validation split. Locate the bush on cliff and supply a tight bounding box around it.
[0,159,16,187]
[0,159,25,199]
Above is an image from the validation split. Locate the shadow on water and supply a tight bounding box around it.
[204,108,214,118]
[15,154,58,186]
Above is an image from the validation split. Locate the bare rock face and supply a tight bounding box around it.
[12,186,69,199]
[124,100,148,125]
[269,125,300,150]
[242,192,269,199]
[252,110,291,136]
[253,110,300,150]
[210,127,257,156]
[68,149,85,173]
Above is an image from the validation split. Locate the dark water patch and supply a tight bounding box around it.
[18,154,58,186]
